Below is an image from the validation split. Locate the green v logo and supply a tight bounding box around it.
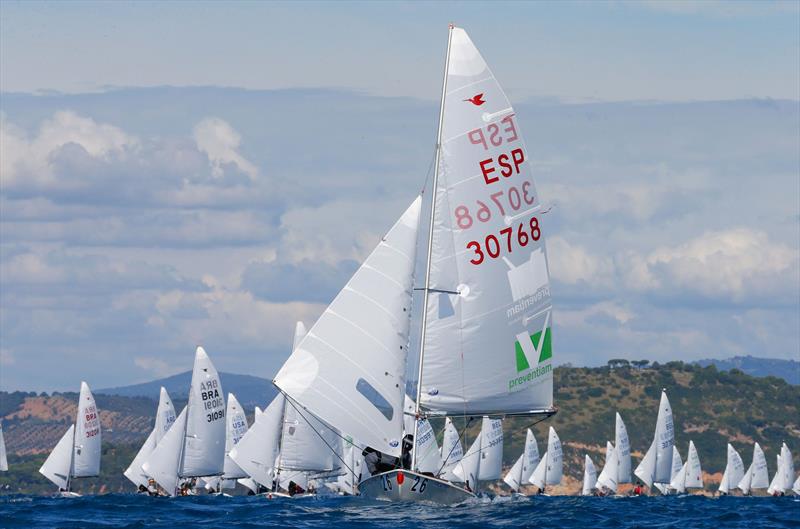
[515,328,552,373]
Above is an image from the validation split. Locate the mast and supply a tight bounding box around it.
[412,22,454,473]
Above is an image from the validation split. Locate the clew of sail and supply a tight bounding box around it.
[419,27,553,417]
[274,198,422,457]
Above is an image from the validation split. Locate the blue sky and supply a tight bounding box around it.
[1,1,798,391]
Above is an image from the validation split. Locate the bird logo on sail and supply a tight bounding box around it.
[464,93,485,106]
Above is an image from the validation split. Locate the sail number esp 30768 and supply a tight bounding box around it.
[454,114,539,266]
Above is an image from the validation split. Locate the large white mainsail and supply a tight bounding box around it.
[738,442,769,494]
[221,392,249,483]
[596,441,618,493]
[502,429,538,492]
[229,393,284,488]
[181,346,226,478]
[615,412,631,483]
[274,198,422,457]
[124,387,176,488]
[719,443,745,495]
[634,390,674,488]
[670,440,702,494]
[582,455,597,496]
[0,421,7,471]
[39,382,101,492]
[767,454,784,495]
[418,26,554,419]
[529,426,562,490]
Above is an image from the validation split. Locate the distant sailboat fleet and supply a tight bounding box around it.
[20,24,799,502]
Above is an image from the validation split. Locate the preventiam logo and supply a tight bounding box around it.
[508,327,552,392]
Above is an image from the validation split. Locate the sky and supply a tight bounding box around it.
[1,1,798,391]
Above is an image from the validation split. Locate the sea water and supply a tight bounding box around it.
[0,494,798,529]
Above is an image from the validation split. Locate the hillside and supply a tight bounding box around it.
[96,371,278,409]
[1,362,798,495]
[694,355,800,386]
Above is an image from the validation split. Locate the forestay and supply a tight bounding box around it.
[274,198,422,457]
[180,347,226,478]
[419,27,553,416]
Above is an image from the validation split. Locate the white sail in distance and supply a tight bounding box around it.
[124,387,176,488]
[582,455,597,496]
[656,446,682,495]
[529,426,562,489]
[781,443,793,493]
[634,390,674,487]
[738,442,769,494]
[274,199,421,457]
[596,442,618,493]
[0,421,7,471]
[615,412,631,483]
[719,443,745,494]
[180,346,226,478]
[439,417,463,480]
[229,393,284,488]
[767,454,783,495]
[418,26,553,417]
[670,440,702,493]
[72,382,101,478]
[142,406,188,496]
[39,425,75,490]
[503,429,538,492]
[222,393,249,480]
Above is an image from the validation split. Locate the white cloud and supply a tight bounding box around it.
[0,110,138,187]
[548,236,615,287]
[0,348,15,366]
[134,356,174,378]
[193,117,258,180]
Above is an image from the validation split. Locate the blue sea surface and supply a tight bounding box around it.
[1,494,798,529]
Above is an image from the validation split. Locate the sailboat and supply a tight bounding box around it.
[39,382,101,497]
[633,390,674,493]
[737,442,769,495]
[0,421,7,472]
[141,347,226,496]
[655,446,682,495]
[718,443,745,495]
[767,453,784,496]
[124,387,176,492]
[595,441,618,495]
[451,417,504,493]
[528,427,563,494]
[780,443,794,496]
[203,392,250,494]
[793,474,800,496]
[582,455,597,496]
[275,24,555,505]
[230,392,284,492]
[330,441,367,496]
[669,440,702,494]
[503,429,539,493]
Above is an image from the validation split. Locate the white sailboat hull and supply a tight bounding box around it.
[359,470,475,505]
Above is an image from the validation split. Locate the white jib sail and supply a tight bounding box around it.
[274,198,422,457]
[656,446,682,494]
[419,26,553,416]
[180,346,225,478]
[72,381,101,478]
[229,393,284,488]
[767,454,783,495]
[683,440,703,490]
[39,424,75,489]
[477,417,503,480]
[781,443,793,493]
[222,392,249,479]
[719,443,745,494]
[529,426,562,488]
[0,421,8,471]
[415,418,443,474]
[596,441,618,492]
[615,412,631,483]
[502,428,538,491]
[634,390,674,487]
[582,455,597,496]
[439,417,464,479]
[142,406,188,496]
[452,430,481,487]
[279,400,340,473]
[125,387,177,488]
